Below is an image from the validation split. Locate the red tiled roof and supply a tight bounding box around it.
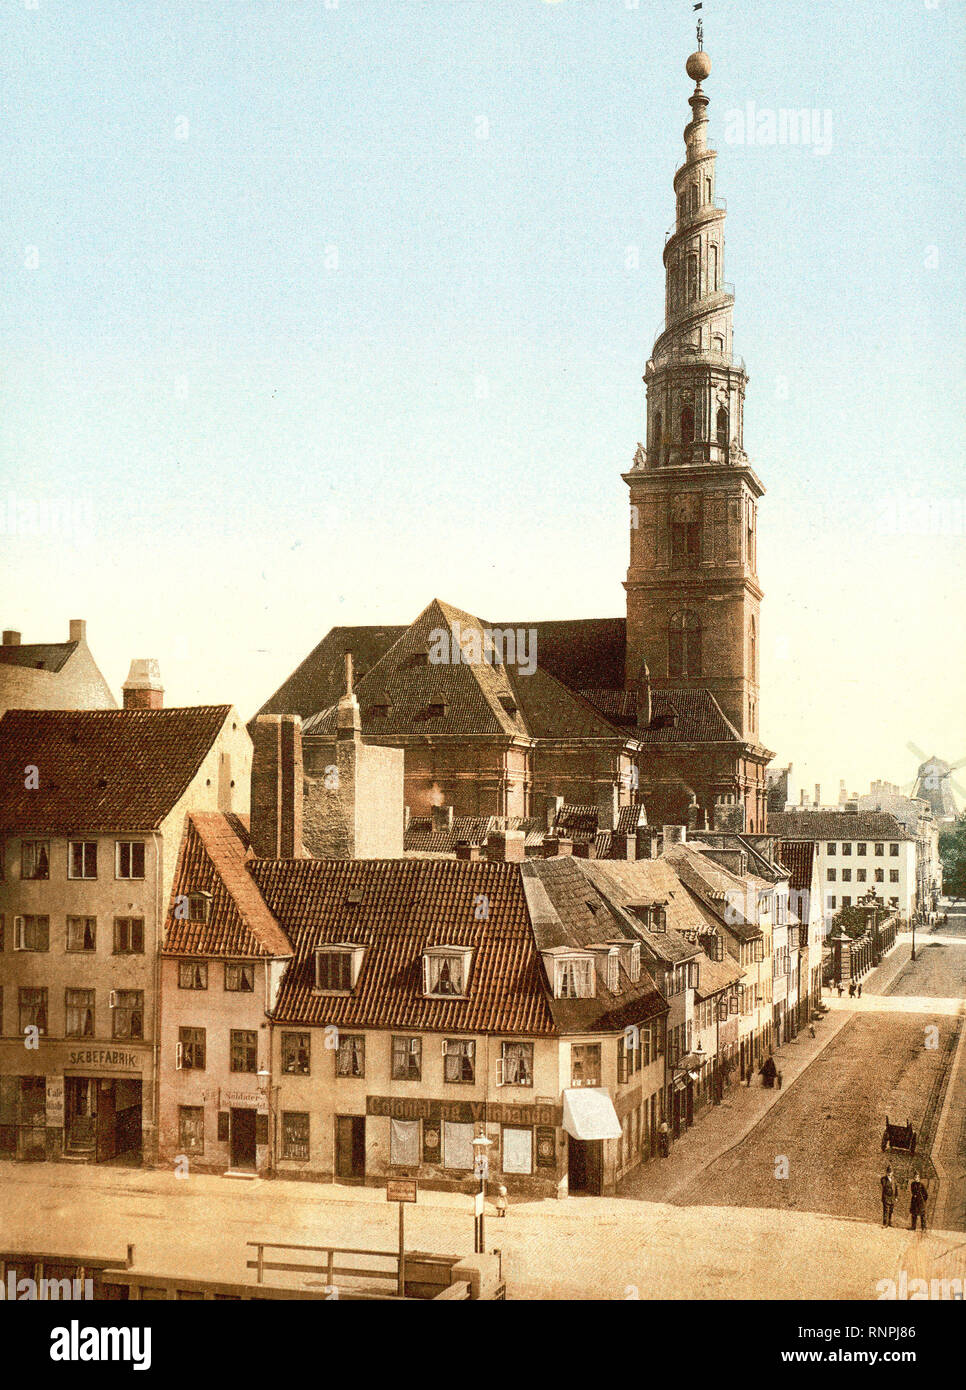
[779,839,816,894]
[0,706,233,833]
[163,813,292,959]
[251,857,557,1036]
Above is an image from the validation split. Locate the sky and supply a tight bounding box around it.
[1,0,964,803]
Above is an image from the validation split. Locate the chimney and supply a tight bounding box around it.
[336,652,362,742]
[662,824,687,846]
[814,783,821,807]
[686,798,702,834]
[712,796,745,834]
[69,619,87,643]
[251,714,304,859]
[544,794,564,833]
[610,834,637,861]
[572,839,598,860]
[455,841,480,861]
[122,659,164,710]
[485,829,526,863]
[431,804,454,834]
[800,790,807,806]
[2,630,21,646]
[636,826,661,860]
[541,836,574,859]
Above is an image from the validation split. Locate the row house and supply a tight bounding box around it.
[0,695,251,1164]
[768,810,917,921]
[779,840,825,1023]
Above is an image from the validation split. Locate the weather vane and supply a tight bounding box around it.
[694,2,704,51]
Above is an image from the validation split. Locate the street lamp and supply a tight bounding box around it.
[472,1133,493,1254]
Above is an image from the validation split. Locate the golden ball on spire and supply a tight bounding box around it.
[686,50,712,82]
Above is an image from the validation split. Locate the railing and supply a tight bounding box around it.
[247,1240,403,1294]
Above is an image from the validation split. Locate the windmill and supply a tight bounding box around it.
[905,743,965,822]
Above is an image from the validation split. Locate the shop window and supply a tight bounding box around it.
[21,841,49,880]
[66,916,96,952]
[442,1120,475,1171]
[282,1032,311,1075]
[178,961,207,990]
[502,1126,533,1175]
[15,915,49,952]
[281,1112,310,1161]
[224,962,255,993]
[112,990,143,1040]
[18,987,47,1035]
[336,1034,365,1079]
[390,1117,420,1166]
[230,1030,257,1073]
[443,1038,475,1084]
[68,842,97,880]
[113,918,144,955]
[178,1027,206,1070]
[391,1035,422,1081]
[179,1106,204,1155]
[570,1043,601,1088]
[498,1041,533,1087]
[115,841,145,880]
[65,988,95,1038]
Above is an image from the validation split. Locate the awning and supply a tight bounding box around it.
[562,1088,623,1141]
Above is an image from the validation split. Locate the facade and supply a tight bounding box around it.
[0,620,115,716]
[779,839,825,1024]
[768,811,917,921]
[0,703,251,1165]
[860,785,942,913]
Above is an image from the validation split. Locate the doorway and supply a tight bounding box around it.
[230,1107,257,1170]
[335,1115,366,1181]
[568,1137,602,1195]
[65,1077,142,1163]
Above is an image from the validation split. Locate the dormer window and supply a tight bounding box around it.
[369,703,390,718]
[423,946,472,998]
[427,701,448,718]
[188,891,212,923]
[628,943,641,982]
[411,651,429,668]
[315,944,365,993]
[546,952,596,1000]
[499,696,518,716]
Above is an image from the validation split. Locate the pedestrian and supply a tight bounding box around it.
[658,1120,670,1157]
[857,983,862,998]
[809,1023,816,1039]
[495,1185,508,1219]
[880,1164,898,1227]
[848,982,855,998]
[837,983,844,998]
[909,1171,929,1232]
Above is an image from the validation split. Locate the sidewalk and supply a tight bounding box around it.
[620,937,916,1204]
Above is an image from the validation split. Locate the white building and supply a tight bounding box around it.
[767,810,917,922]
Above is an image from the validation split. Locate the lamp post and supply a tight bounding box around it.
[472,1133,493,1255]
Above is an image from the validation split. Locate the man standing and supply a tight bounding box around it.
[909,1171,929,1232]
[880,1165,898,1227]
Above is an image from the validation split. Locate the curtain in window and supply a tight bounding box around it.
[390,1118,420,1166]
[427,955,462,994]
[502,1043,532,1086]
[444,1040,474,1082]
[443,1121,474,1170]
[502,1126,533,1175]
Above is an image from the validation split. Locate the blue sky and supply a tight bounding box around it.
[2,0,964,799]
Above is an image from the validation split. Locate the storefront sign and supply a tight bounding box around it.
[386,1179,417,1204]
[367,1095,562,1126]
[535,1125,557,1169]
[45,1077,64,1128]
[65,1048,143,1072]
[220,1089,269,1113]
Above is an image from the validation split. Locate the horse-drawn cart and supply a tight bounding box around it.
[881,1116,917,1154]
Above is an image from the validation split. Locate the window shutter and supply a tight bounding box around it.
[175,1042,183,1071]
[495,1057,505,1087]
[14,916,25,949]
[109,990,117,1009]
[217,1111,230,1142]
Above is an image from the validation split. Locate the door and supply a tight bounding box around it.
[568,1138,602,1195]
[96,1081,117,1162]
[230,1108,257,1170]
[335,1115,365,1181]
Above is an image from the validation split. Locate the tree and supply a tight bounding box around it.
[939,812,966,899]
[831,904,868,940]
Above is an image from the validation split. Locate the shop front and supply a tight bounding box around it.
[562,1088,622,1196]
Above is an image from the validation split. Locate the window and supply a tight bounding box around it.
[224,962,255,993]
[857,843,867,856]
[671,521,701,567]
[857,869,867,883]
[391,1036,422,1081]
[502,1126,533,1176]
[442,1121,475,1171]
[652,410,663,454]
[390,1117,420,1166]
[716,404,729,446]
[230,1030,257,1073]
[499,1041,533,1087]
[281,1112,310,1161]
[842,869,852,883]
[115,841,145,880]
[680,405,695,445]
[19,988,47,1035]
[315,947,363,992]
[890,897,899,908]
[113,990,143,1039]
[827,895,837,910]
[66,916,96,952]
[890,844,899,857]
[687,254,698,300]
[178,961,207,990]
[842,896,852,907]
[875,843,884,856]
[21,841,49,880]
[179,1027,206,1070]
[113,918,144,954]
[827,868,836,882]
[571,1043,601,1088]
[618,1036,631,1084]
[710,243,719,292]
[336,1034,365,1078]
[875,868,884,883]
[422,950,470,997]
[890,870,899,884]
[281,1032,311,1075]
[65,989,95,1038]
[15,915,49,952]
[187,892,211,922]
[669,611,702,678]
[827,844,836,855]
[179,1106,205,1155]
[68,842,97,879]
[553,955,595,999]
[841,843,852,856]
[443,1038,475,1084]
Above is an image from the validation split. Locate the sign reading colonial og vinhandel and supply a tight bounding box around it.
[367,1095,562,1127]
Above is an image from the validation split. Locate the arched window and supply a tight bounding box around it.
[709,243,719,291]
[716,405,729,447]
[668,611,702,679]
[749,617,757,680]
[690,184,698,212]
[705,176,712,203]
[687,254,699,301]
[680,406,695,446]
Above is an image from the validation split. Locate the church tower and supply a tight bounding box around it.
[624,43,764,747]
